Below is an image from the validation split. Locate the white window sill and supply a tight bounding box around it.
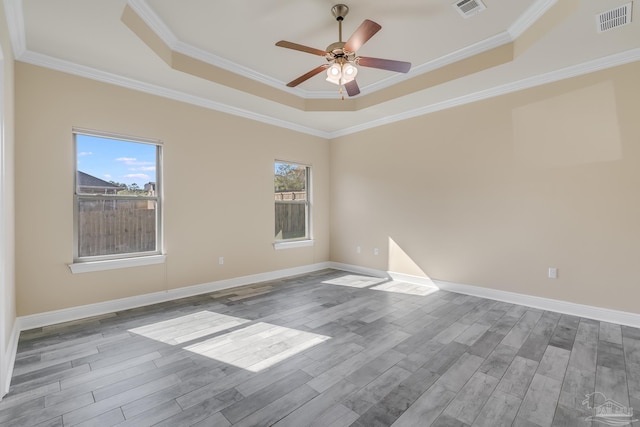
[69,254,166,274]
[274,240,314,250]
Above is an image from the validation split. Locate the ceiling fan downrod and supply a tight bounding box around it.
[275,3,411,98]
[331,4,349,42]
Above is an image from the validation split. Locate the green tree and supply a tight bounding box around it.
[114,182,148,196]
[109,180,128,190]
[275,163,306,192]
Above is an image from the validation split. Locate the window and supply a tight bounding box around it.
[274,161,310,244]
[73,129,162,262]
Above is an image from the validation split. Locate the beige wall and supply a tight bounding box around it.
[330,61,640,314]
[14,63,330,316]
[1,0,17,396]
[12,55,640,318]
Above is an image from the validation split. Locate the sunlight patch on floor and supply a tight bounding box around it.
[128,311,250,345]
[370,280,439,296]
[184,322,330,372]
[322,274,438,296]
[322,274,388,288]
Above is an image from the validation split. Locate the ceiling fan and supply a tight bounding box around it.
[275,4,411,98]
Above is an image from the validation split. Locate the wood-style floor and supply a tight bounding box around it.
[1,269,639,426]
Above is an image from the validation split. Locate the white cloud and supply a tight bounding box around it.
[117,157,154,167]
[77,151,93,157]
[103,174,112,179]
[128,166,156,172]
[124,173,150,180]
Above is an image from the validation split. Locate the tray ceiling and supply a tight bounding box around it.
[5,0,640,137]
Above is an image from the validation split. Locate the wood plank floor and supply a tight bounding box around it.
[1,269,639,426]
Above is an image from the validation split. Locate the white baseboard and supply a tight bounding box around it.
[387,271,438,288]
[329,262,640,328]
[328,262,389,278]
[2,321,19,398]
[17,262,332,331]
[433,279,640,329]
[9,261,640,393]
[329,263,438,288]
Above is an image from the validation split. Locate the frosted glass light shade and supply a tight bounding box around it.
[342,63,358,83]
[325,62,358,85]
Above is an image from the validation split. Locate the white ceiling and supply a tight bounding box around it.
[5,0,640,137]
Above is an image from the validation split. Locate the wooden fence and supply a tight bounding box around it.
[274,191,306,201]
[78,209,156,257]
[79,197,304,256]
[275,202,306,240]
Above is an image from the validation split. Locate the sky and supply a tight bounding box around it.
[76,134,157,188]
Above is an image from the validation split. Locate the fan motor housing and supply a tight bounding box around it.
[275,3,411,96]
[327,41,346,53]
[326,42,356,62]
[331,4,349,20]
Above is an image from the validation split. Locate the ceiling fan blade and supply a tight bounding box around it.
[357,57,411,73]
[275,41,327,57]
[343,19,381,52]
[286,65,329,87]
[344,80,360,97]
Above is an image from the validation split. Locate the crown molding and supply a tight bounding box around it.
[14,45,640,140]
[125,1,342,100]
[328,48,640,139]
[4,0,550,100]
[3,0,25,57]
[363,31,513,95]
[350,0,558,96]
[15,47,640,140]
[173,40,289,91]
[126,0,178,48]
[8,0,640,139]
[412,32,513,77]
[509,0,557,38]
[126,1,296,94]
[123,0,551,100]
[17,50,329,138]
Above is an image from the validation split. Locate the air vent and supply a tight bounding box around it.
[597,2,632,32]
[453,0,487,18]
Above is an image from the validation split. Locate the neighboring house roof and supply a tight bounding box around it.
[77,171,121,189]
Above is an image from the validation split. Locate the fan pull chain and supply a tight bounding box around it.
[340,86,344,100]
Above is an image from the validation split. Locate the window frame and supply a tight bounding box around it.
[274,160,312,248]
[72,128,163,264]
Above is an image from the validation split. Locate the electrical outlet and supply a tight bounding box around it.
[356,246,361,254]
[374,248,379,256]
[548,267,557,279]
[219,257,224,265]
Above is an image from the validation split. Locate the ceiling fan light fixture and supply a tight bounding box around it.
[326,63,342,84]
[276,4,411,97]
[326,62,358,85]
[343,63,358,81]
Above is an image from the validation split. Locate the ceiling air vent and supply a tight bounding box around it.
[453,0,486,18]
[597,2,633,32]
